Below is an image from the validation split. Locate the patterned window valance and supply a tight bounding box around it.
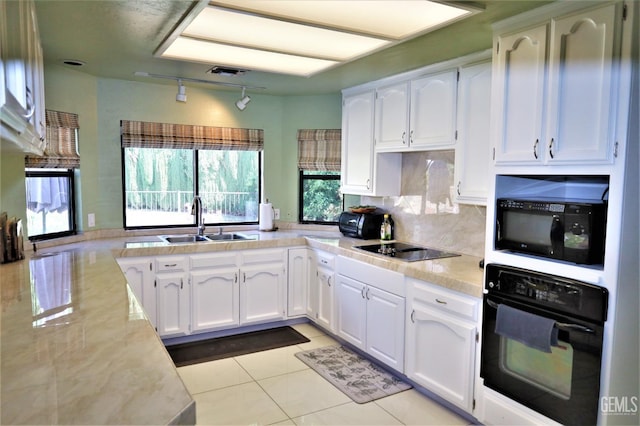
[25,110,80,169]
[121,120,264,151]
[297,129,341,172]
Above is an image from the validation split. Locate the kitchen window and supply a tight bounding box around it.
[121,120,263,229]
[297,129,342,225]
[24,110,80,241]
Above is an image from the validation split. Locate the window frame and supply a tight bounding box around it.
[25,168,77,241]
[298,169,342,225]
[121,147,262,230]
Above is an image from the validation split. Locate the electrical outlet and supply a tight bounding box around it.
[88,213,95,227]
[274,208,280,220]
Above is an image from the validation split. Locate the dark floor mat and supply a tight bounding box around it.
[166,326,310,367]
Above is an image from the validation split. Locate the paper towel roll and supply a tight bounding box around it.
[259,202,274,231]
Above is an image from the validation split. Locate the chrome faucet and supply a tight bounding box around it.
[191,196,205,236]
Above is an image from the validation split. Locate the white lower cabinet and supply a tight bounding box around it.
[336,256,405,372]
[315,253,336,332]
[155,256,190,337]
[239,249,286,325]
[287,248,311,318]
[189,251,241,333]
[405,277,479,413]
[117,257,156,328]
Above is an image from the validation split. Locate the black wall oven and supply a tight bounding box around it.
[481,264,608,425]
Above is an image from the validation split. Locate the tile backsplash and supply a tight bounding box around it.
[361,150,486,258]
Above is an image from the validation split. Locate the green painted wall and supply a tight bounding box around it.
[0,64,342,233]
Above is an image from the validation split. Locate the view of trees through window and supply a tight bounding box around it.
[123,148,259,228]
[299,170,342,224]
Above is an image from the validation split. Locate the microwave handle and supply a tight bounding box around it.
[550,215,563,256]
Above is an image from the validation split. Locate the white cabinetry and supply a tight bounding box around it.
[190,252,241,333]
[492,2,622,165]
[315,251,336,332]
[1,0,46,154]
[341,89,401,196]
[155,256,190,338]
[240,249,286,325]
[336,256,405,372]
[374,70,458,152]
[288,248,311,318]
[117,257,156,328]
[405,277,479,413]
[454,61,492,205]
[409,70,458,150]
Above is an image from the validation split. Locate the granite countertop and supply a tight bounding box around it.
[0,229,483,425]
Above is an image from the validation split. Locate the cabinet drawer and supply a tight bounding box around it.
[316,251,335,269]
[155,256,188,272]
[190,252,240,269]
[409,278,478,321]
[242,248,285,265]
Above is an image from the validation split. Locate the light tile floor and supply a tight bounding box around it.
[177,323,470,425]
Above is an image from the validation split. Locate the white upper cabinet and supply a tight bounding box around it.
[341,90,376,194]
[493,2,622,165]
[341,89,401,196]
[374,82,410,151]
[454,61,492,205]
[409,70,458,150]
[1,0,46,154]
[374,70,458,152]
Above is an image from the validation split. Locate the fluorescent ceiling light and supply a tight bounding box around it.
[156,1,479,77]
[163,37,338,76]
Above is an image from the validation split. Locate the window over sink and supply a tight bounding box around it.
[121,120,263,229]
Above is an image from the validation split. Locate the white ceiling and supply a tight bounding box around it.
[34,0,552,96]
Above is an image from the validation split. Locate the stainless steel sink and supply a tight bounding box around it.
[205,233,250,241]
[159,233,252,243]
[159,234,209,244]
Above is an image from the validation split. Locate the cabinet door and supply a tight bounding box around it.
[410,70,458,149]
[240,263,285,325]
[545,4,617,164]
[316,264,335,332]
[156,272,190,337]
[190,268,239,333]
[365,286,405,372]
[455,61,492,205]
[406,304,476,412]
[287,248,309,318]
[341,91,374,194]
[375,82,410,151]
[117,257,157,328]
[493,25,547,164]
[336,275,366,350]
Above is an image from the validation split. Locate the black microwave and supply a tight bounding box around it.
[495,198,606,265]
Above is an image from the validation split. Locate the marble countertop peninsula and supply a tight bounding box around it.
[0,228,484,425]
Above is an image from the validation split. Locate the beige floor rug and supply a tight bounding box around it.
[295,345,412,404]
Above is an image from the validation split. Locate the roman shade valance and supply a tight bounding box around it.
[25,110,80,169]
[297,129,341,172]
[121,120,264,151]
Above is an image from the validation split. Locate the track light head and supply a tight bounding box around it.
[176,79,187,103]
[236,87,251,111]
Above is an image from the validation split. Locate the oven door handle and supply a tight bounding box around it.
[555,322,595,334]
[486,299,595,334]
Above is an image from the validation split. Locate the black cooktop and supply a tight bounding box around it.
[354,242,460,262]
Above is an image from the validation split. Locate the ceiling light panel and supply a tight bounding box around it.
[156,0,479,77]
[162,37,338,76]
[183,6,391,61]
[211,0,474,39]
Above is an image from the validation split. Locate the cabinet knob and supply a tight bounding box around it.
[548,138,555,159]
[533,139,539,159]
[402,131,406,144]
[435,298,447,305]
[327,276,331,287]
[457,181,461,196]
[410,310,416,323]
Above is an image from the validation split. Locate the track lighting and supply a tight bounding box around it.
[236,87,251,111]
[176,79,187,102]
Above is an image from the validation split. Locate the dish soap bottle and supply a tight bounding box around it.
[380,214,393,240]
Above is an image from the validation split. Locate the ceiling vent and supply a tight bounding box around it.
[207,66,247,77]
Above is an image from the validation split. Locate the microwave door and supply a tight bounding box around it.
[550,215,564,259]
